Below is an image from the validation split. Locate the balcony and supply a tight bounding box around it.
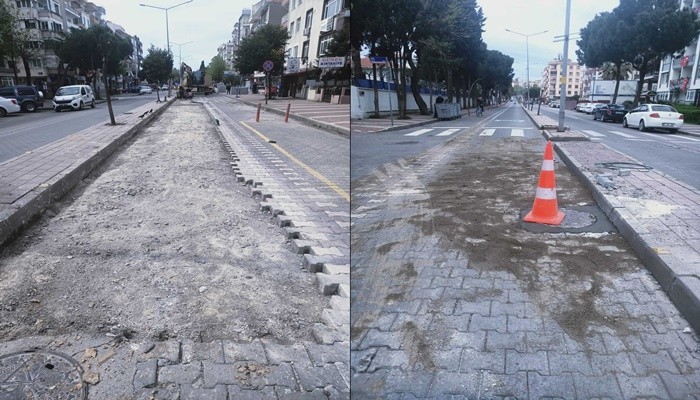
[320,16,335,33]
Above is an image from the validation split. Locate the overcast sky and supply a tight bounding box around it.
[95,0,621,81]
[480,0,619,82]
[96,0,250,70]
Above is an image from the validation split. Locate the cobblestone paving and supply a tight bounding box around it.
[350,129,700,398]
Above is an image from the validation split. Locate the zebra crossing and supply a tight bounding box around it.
[401,126,700,144]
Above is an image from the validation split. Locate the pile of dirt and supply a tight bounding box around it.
[0,102,326,344]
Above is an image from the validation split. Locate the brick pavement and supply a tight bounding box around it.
[350,105,700,397]
[521,106,700,332]
[232,93,350,135]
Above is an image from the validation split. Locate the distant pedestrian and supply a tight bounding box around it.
[225,83,231,95]
[477,97,484,116]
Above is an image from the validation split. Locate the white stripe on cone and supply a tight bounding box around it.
[535,187,557,200]
[541,160,554,171]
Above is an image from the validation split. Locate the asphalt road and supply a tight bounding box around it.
[538,105,700,189]
[0,93,161,163]
[352,102,700,190]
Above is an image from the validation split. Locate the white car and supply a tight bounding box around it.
[622,104,684,133]
[160,84,168,91]
[0,96,21,117]
[139,86,153,95]
[52,85,95,112]
[575,102,589,112]
[581,103,596,114]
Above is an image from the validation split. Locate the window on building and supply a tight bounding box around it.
[293,45,298,58]
[53,2,60,14]
[319,35,333,56]
[301,40,309,62]
[39,21,48,30]
[16,0,32,7]
[24,20,37,29]
[304,9,313,29]
[30,59,42,67]
[290,21,295,33]
[51,21,62,31]
[28,41,41,49]
[322,0,339,19]
[296,18,301,32]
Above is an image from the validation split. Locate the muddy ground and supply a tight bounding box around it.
[0,101,326,344]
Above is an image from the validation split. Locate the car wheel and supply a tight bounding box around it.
[78,101,84,110]
[90,100,95,108]
[639,120,646,132]
[23,102,36,112]
[55,108,60,112]
[622,118,628,128]
[0,108,6,117]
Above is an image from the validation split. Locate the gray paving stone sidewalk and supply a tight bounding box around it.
[521,107,700,332]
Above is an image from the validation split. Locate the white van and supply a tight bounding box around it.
[53,85,95,112]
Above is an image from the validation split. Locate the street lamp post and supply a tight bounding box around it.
[505,28,548,105]
[140,0,193,97]
[170,41,193,87]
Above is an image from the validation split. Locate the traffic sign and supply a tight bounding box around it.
[263,60,274,72]
[370,56,387,64]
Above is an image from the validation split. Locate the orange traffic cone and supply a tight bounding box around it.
[523,141,565,225]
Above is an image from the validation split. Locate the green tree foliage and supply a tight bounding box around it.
[0,1,44,85]
[478,50,514,99]
[321,25,350,82]
[208,55,226,83]
[578,0,700,104]
[232,24,288,76]
[141,46,173,85]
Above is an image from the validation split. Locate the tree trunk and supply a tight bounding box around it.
[351,45,363,84]
[21,56,32,85]
[446,70,453,103]
[103,60,116,125]
[396,53,407,119]
[633,62,648,106]
[372,63,380,118]
[612,61,622,104]
[406,54,428,115]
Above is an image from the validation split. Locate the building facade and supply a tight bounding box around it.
[540,57,584,101]
[654,0,700,104]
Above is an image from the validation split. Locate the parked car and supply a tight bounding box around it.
[0,96,21,117]
[127,85,142,93]
[160,84,168,91]
[622,104,684,133]
[549,101,560,108]
[0,85,44,112]
[593,104,628,122]
[581,103,597,114]
[575,102,589,112]
[52,85,95,112]
[139,86,153,95]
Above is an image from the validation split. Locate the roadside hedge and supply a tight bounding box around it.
[672,104,700,124]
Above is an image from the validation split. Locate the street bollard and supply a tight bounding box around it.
[256,103,261,122]
[285,103,291,123]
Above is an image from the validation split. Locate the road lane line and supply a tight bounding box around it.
[609,130,637,138]
[239,121,349,202]
[479,129,496,136]
[583,130,605,137]
[511,129,524,137]
[436,129,460,136]
[405,128,433,136]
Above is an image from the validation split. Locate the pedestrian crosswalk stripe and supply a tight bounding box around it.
[609,130,637,138]
[436,129,460,136]
[405,128,433,136]
[480,129,496,136]
[511,129,524,137]
[583,130,605,137]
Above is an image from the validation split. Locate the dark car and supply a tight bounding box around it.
[593,104,628,123]
[0,85,44,112]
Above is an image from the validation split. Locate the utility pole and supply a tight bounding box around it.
[557,0,572,132]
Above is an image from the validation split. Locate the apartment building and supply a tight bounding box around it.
[540,57,584,101]
[655,0,700,104]
[1,0,142,94]
[283,0,349,100]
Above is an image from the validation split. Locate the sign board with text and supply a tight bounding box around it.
[318,57,346,69]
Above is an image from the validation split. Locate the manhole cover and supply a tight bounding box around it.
[0,350,87,399]
[519,205,616,234]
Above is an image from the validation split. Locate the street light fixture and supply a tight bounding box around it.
[505,28,548,105]
[170,40,193,86]
[140,0,193,97]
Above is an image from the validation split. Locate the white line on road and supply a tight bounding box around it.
[583,130,606,137]
[511,129,524,137]
[479,129,495,136]
[436,129,460,136]
[405,128,433,136]
[609,130,638,138]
